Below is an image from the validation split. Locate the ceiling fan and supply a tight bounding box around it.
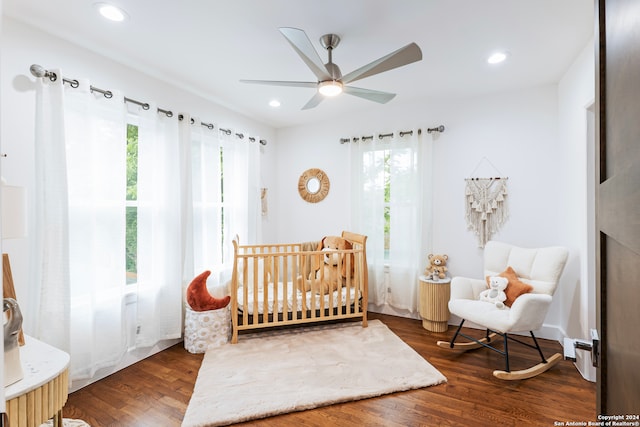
[240,27,423,110]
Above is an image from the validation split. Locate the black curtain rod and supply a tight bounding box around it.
[29,64,267,146]
[465,177,509,181]
[340,126,446,144]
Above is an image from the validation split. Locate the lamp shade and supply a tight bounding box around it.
[1,184,27,240]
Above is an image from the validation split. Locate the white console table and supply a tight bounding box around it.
[5,336,70,427]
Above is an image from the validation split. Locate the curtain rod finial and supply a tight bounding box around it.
[30,64,47,78]
[30,64,58,82]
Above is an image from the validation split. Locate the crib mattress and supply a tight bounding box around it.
[236,282,359,315]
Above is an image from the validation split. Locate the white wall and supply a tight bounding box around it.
[1,0,6,405]
[276,85,561,275]
[557,38,596,381]
[274,77,595,344]
[0,17,277,389]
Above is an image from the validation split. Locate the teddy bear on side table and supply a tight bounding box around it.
[424,253,449,281]
[418,253,451,332]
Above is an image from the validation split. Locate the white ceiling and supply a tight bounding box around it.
[5,0,594,129]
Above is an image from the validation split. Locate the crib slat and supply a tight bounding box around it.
[231,238,240,344]
[272,253,278,321]
[292,253,299,319]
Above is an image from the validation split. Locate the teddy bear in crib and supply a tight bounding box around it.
[296,235,354,295]
[479,276,509,309]
[425,253,448,280]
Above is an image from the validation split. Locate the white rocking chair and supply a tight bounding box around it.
[437,241,569,380]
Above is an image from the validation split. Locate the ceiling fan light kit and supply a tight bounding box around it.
[241,27,422,109]
[318,80,343,96]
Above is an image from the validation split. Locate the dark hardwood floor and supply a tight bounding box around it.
[62,312,596,426]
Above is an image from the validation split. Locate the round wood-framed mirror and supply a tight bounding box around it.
[298,168,330,203]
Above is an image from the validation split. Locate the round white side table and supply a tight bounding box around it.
[5,336,70,427]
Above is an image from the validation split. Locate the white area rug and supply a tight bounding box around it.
[182,320,447,426]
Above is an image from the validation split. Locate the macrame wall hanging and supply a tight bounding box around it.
[465,157,509,248]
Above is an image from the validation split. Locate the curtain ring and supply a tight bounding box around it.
[69,79,79,88]
[142,103,150,110]
[103,90,113,99]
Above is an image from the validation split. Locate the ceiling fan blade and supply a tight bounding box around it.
[240,79,317,88]
[279,27,332,81]
[341,42,422,84]
[343,86,396,104]
[301,92,325,110]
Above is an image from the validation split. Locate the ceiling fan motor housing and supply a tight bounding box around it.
[324,62,342,80]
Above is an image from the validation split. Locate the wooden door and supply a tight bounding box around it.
[596,0,640,415]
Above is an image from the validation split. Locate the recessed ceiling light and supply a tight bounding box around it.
[487,51,508,64]
[269,100,281,108]
[94,3,129,22]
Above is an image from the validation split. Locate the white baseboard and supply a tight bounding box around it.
[368,303,421,320]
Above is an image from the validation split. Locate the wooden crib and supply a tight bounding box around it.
[230,231,368,343]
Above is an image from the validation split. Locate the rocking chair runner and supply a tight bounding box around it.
[437,241,569,380]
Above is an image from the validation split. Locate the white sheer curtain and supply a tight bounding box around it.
[188,119,224,286]
[350,129,431,312]
[32,76,130,380]
[134,104,183,347]
[31,72,260,382]
[350,138,386,306]
[31,70,70,352]
[220,131,261,252]
[186,126,261,292]
[179,116,195,286]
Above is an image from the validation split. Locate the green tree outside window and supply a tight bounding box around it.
[126,124,138,284]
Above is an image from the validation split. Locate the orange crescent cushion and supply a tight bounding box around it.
[186,270,231,311]
[485,266,533,307]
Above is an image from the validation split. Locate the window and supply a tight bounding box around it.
[351,132,426,310]
[361,148,392,260]
[384,151,391,259]
[126,123,138,284]
[191,135,226,273]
